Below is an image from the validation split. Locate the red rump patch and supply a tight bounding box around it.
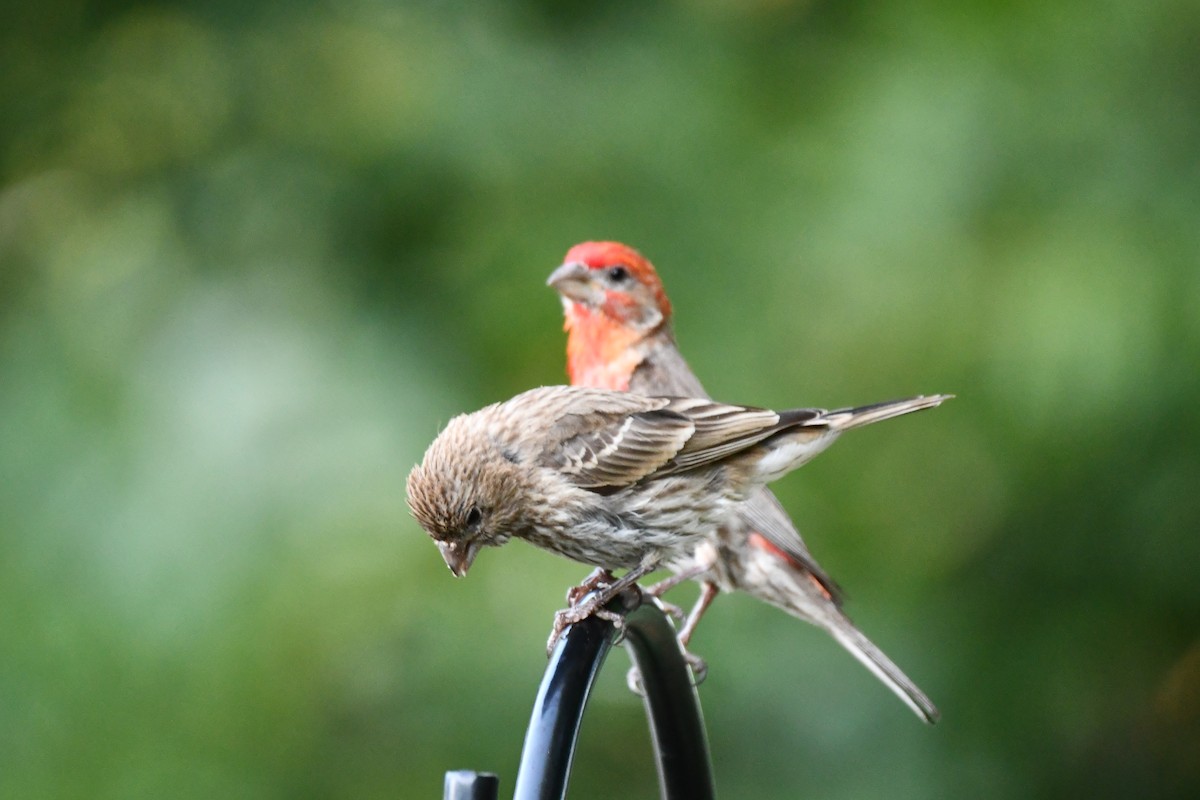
[748,532,791,561]
[748,532,833,601]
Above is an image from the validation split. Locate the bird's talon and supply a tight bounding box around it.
[593,607,627,642]
[547,593,631,653]
[565,568,617,606]
[625,651,705,694]
[626,666,645,696]
[684,651,708,685]
[547,603,592,654]
[546,612,572,655]
[654,599,686,623]
[593,607,625,627]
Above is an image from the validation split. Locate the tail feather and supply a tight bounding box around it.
[745,544,940,722]
[827,617,940,724]
[821,394,953,431]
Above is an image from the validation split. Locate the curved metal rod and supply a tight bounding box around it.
[510,589,715,800]
[444,770,499,800]
[623,599,716,800]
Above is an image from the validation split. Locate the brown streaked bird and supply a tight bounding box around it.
[548,241,944,722]
[406,384,949,722]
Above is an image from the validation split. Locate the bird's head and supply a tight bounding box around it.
[405,417,526,577]
[547,241,672,335]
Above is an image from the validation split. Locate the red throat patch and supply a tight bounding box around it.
[564,303,646,391]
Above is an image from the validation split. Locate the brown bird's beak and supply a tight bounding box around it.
[437,540,480,577]
[546,261,600,304]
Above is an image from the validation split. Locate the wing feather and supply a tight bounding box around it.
[658,399,824,473]
[524,387,840,494]
[541,407,695,489]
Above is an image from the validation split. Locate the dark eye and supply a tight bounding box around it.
[465,507,482,529]
[607,266,629,283]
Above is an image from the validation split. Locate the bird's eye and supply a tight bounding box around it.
[607,266,629,283]
[465,507,483,529]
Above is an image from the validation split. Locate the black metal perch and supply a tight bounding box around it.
[443,587,716,800]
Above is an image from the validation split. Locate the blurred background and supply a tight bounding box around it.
[2,1,1198,798]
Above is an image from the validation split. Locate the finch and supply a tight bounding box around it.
[406,385,949,722]
[548,241,943,722]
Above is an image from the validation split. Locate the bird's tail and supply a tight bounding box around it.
[750,394,951,485]
[743,543,939,723]
[825,612,940,723]
[819,395,953,431]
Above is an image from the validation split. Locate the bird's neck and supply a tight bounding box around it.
[563,304,665,391]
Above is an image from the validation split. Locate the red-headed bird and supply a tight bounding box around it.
[547,241,943,722]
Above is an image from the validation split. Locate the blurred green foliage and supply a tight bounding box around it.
[2,1,1199,798]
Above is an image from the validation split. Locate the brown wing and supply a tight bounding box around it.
[656,400,824,474]
[539,401,696,489]
[631,354,843,600]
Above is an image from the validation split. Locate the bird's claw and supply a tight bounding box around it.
[546,594,628,654]
[546,613,571,654]
[594,607,627,644]
[565,568,617,606]
[547,606,585,654]
[626,665,646,696]
[593,607,626,627]
[653,598,687,624]
[625,648,708,696]
[684,651,708,685]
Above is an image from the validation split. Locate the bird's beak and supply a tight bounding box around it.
[437,540,480,578]
[546,261,599,304]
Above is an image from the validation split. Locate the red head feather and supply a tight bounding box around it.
[562,241,672,321]
[554,241,674,390]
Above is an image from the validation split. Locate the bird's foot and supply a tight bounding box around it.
[685,650,708,684]
[548,563,658,655]
[546,592,628,654]
[626,665,645,696]
[625,647,708,696]
[636,572,695,624]
[565,568,618,607]
[651,597,687,624]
